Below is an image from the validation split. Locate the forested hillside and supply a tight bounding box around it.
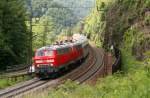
[0,0,28,69]
[26,0,94,49]
[104,0,150,56]
[81,0,150,58]
[53,0,95,18]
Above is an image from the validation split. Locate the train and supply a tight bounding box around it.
[29,34,89,78]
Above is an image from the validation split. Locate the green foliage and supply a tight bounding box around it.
[103,0,150,48]
[0,0,28,69]
[121,49,141,71]
[0,79,14,89]
[78,0,113,47]
[46,7,78,27]
[144,15,150,25]
[45,64,150,98]
[0,75,31,89]
[123,27,144,52]
[81,8,103,46]
[123,25,150,59]
[32,17,56,49]
[28,0,81,49]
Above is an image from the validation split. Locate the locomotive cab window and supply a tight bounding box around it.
[36,50,53,56]
[36,50,45,56]
[57,48,69,55]
[45,50,54,56]
[76,45,82,50]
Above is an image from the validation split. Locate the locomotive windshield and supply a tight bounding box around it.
[36,50,53,56]
[45,50,53,56]
[36,50,44,56]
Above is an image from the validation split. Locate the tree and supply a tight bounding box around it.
[0,0,28,69]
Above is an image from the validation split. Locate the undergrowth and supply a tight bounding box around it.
[0,76,31,89]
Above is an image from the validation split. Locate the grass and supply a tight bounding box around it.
[0,79,14,89]
[121,49,142,72]
[29,68,150,98]
[0,75,32,89]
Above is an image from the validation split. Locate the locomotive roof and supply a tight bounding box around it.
[36,34,88,51]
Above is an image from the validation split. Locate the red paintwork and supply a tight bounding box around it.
[33,45,83,68]
[33,50,56,66]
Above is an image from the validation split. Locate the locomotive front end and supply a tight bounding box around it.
[33,47,58,78]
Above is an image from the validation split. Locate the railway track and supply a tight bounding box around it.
[0,46,104,98]
[75,47,104,83]
[0,78,41,97]
[0,66,29,80]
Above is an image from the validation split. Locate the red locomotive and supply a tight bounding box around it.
[30,34,89,78]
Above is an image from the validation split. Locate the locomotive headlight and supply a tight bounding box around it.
[47,59,54,62]
[36,60,43,63]
[37,64,40,67]
[50,64,54,66]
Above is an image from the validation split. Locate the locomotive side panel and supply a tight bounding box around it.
[56,47,71,67]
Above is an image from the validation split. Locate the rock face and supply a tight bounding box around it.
[132,37,150,61]
[131,11,150,60]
